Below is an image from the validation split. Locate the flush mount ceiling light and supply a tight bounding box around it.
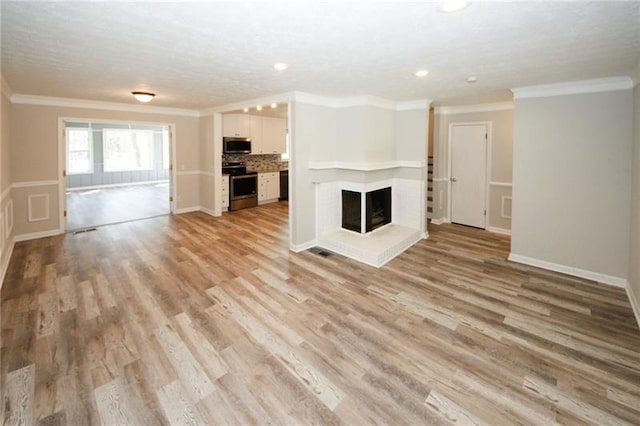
[256,105,263,111]
[243,107,249,112]
[467,76,478,83]
[131,91,155,103]
[273,62,288,71]
[439,0,470,13]
[414,70,429,77]
[270,103,278,109]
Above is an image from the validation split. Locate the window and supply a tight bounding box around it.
[162,129,170,170]
[281,132,290,161]
[103,129,154,172]
[66,128,93,174]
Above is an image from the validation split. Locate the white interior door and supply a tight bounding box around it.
[450,124,487,228]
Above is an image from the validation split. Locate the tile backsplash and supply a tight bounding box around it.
[223,154,288,172]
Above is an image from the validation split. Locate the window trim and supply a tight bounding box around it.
[66,127,94,175]
[102,128,155,173]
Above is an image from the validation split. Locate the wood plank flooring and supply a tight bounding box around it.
[2,202,640,424]
[66,182,169,231]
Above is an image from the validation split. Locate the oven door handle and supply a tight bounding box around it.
[230,175,256,181]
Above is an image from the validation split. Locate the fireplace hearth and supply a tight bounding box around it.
[342,187,392,233]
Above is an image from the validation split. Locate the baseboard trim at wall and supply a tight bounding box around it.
[0,238,16,289]
[508,253,628,288]
[626,286,640,329]
[14,229,63,243]
[67,180,169,191]
[174,206,201,215]
[487,226,512,236]
[200,207,218,217]
[290,240,317,253]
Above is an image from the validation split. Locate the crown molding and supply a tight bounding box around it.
[434,101,513,115]
[1,76,13,99]
[205,92,293,115]
[512,76,634,100]
[10,94,201,117]
[292,92,430,111]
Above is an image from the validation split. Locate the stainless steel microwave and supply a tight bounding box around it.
[223,137,251,154]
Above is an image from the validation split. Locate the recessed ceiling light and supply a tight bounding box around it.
[415,70,429,78]
[270,103,278,109]
[256,105,263,111]
[439,0,470,13]
[243,107,249,112]
[131,91,155,103]
[273,63,288,71]
[467,76,477,83]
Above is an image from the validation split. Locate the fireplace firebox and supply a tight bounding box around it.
[341,187,392,233]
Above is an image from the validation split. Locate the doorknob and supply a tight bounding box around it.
[451,177,457,182]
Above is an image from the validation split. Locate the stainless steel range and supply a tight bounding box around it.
[222,161,258,211]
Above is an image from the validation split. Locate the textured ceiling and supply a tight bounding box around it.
[2,1,639,110]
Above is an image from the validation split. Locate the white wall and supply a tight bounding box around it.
[511,88,633,285]
[628,80,640,324]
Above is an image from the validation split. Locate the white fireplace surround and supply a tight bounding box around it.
[315,178,426,267]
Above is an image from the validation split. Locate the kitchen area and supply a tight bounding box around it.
[221,106,289,211]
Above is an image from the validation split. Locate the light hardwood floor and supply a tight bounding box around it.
[66,182,169,231]
[2,202,640,424]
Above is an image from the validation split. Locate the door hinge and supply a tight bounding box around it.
[63,169,67,177]
[170,196,173,202]
[64,210,67,217]
[484,209,486,216]
[485,133,488,140]
[169,164,173,171]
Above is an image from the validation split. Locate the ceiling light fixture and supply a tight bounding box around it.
[131,91,155,103]
[256,105,263,111]
[439,0,470,13]
[415,70,429,77]
[467,76,477,83]
[243,107,249,112]
[270,103,278,109]
[273,62,288,71]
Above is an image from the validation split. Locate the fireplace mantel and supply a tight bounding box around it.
[308,160,423,171]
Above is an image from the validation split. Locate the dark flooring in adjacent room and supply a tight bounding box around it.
[66,182,170,231]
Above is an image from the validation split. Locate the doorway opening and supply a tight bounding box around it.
[63,120,172,231]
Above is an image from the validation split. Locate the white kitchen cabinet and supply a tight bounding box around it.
[223,114,251,138]
[261,117,287,154]
[258,172,280,203]
[221,175,229,210]
[250,115,263,154]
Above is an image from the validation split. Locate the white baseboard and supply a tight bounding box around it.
[199,206,218,217]
[67,180,169,191]
[174,206,201,215]
[487,226,512,236]
[14,229,63,242]
[0,238,16,290]
[626,286,640,329]
[430,218,447,225]
[508,253,628,288]
[290,240,317,253]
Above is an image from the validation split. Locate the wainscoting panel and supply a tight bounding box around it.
[27,193,50,222]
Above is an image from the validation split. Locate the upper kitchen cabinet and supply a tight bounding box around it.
[250,116,263,154]
[223,114,251,138]
[260,117,287,154]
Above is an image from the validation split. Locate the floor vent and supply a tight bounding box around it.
[309,247,333,257]
[72,228,98,235]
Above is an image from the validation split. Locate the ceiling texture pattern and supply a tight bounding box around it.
[2,1,639,110]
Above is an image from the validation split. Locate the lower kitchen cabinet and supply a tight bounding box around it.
[221,175,229,210]
[258,172,280,203]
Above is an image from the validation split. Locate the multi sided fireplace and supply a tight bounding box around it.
[342,187,392,233]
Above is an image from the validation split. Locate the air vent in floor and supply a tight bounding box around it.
[309,247,333,257]
[72,228,97,235]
